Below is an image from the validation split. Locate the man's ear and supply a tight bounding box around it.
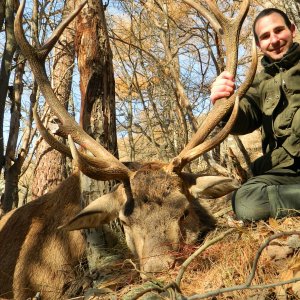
[291,24,296,38]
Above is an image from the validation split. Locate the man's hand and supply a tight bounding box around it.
[210,71,235,105]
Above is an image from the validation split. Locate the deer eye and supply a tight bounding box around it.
[120,218,129,227]
[180,209,189,221]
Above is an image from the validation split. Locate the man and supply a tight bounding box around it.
[210,8,300,221]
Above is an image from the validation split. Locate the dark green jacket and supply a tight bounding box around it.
[231,43,300,176]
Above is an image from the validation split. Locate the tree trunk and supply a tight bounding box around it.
[2,52,24,212]
[0,0,5,31]
[31,0,75,199]
[0,0,16,170]
[75,0,120,280]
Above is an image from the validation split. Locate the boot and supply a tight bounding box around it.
[267,184,300,218]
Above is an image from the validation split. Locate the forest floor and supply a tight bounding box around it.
[72,197,300,300]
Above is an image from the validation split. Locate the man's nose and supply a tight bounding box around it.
[270,33,279,44]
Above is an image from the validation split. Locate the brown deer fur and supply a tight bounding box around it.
[0,173,86,300]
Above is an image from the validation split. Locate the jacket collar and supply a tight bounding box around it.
[262,43,300,75]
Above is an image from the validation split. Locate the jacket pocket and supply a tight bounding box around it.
[274,106,296,137]
[262,90,280,116]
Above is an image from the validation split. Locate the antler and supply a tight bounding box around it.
[33,102,72,157]
[183,0,250,75]
[16,0,256,179]
[15,0,132,181]
[166,0,257,173]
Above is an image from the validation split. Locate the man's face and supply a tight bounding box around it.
[255,12,296,61]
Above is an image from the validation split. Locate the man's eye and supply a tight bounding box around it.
[260,35,269,40]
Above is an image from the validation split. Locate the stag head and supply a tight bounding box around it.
[15,0,257,276]
[60,161,239,274]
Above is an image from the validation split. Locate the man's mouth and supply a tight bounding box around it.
[270,44,285,53]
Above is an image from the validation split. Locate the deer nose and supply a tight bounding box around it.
[140,254,175,277]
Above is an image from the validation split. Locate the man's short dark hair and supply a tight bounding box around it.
[253,8,292,43]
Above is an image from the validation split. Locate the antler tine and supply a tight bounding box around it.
[40,0,88,59]
[169,0,251,162]
[34,102,131,180]
[167,36,258,173]
[184,0,250,75]
[33,102,72,157]
[182,0,223,34]
[167,95,240,172]
[183,38,257,153]
[68,135,131,181]
[15,0,87,61]
[184,96,240,163]
[15,0,132,180]
[206,0,250,75]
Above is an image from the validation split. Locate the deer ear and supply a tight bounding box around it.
[59,185,125,231]
[182,173,240,199]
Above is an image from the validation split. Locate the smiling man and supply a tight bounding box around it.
[253,9,296,61]
[210,8,300,221]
